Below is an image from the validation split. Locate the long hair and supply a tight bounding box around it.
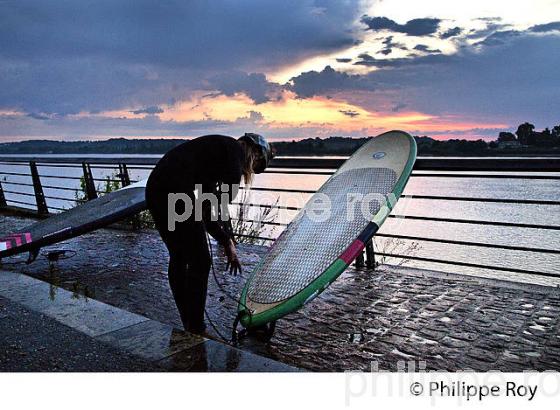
[241,141,256,185]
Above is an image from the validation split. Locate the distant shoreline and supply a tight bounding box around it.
[0,135,559,157]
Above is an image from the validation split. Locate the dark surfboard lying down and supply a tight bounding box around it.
[0,179,147,261]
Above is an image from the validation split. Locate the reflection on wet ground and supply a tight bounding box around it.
[2,215,560,371]
[0,269,294,371]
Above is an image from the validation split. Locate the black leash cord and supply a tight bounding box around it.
[205,231,252,345]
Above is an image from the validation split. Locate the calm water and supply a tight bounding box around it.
[1,155,559,286]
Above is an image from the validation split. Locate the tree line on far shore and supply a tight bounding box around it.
[0,122,558,156]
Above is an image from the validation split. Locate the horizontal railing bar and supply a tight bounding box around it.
[35,163,85,169]
[34,174,82,181]
[263,170,560,179]
[0,162,29,167]
[231,202,302,211]
[376,252,559,278]
[242,189,560,205]
[0,158,161,165]
[230,218,288,227]
[269,157,560,172]
[42,185,80,192]
[1,181,35,187]
[125,166,155,170]
[0,171,31,177]
[3,190,35,197]
[40,163,124,170]
[43,194,82,203]
[93,178,123,184]
[234,233,274,241]
[48,205,68,212]
[375,233,560,254]
[264,169,334,175]
[6,199,37,207]
[242,186,316,194]
[1,156,559,171]
[401,195,560,206]
[388,214,560,230]
[231,203,560,230]
[38,163,122,170]
[229,223,560,253]
[411,173,560,180]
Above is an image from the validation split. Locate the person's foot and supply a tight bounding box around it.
[186,322,206,335]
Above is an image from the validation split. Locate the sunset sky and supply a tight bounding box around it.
[1,0,559,141]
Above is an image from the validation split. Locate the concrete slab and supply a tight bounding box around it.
[96,319,206,361]
[0,295,160,372]
[158,339,298,372]
[0,269,298,371]
[0,271,148,337]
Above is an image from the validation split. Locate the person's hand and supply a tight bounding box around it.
[224,239,242,276]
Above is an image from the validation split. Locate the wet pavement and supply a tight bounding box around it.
[0,268,295,371]
[2,214,560,371]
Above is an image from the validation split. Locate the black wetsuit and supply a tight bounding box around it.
[145,135,244,331]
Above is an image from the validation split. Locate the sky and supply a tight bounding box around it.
[0,0,559,142]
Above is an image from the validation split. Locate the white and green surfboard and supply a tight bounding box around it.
[239,130,417,328]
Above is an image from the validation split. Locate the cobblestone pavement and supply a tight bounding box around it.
[2,215,560,371]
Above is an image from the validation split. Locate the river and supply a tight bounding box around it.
[0,154,559,286]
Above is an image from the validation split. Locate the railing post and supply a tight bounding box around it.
[365,240,376,269]
[82,162,98,201]
[29,161,49,215]
[0,179,7,208]
[355,250,365,268]
[118,163,131,187]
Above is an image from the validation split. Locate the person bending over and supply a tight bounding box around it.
[146,133,273,333]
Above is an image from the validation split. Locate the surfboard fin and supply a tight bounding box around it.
[232,319,276,346]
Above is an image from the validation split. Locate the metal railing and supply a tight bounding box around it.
[0,156,559,279]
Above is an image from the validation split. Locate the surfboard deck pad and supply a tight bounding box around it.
[247,167,397,303]
[0,180,146,259]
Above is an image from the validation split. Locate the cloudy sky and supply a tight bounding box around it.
[1,0,559,141]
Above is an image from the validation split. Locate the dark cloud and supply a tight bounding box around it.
[289,65,376,98]
[208,72,281,104]
[130,106,164,115]
[354,52,448,68]
[245,110,264,122]
[0,108,265,139]
[440,27,462,39]
[379,36,408,56]
[290,31,560,126]
[361,16,441,36]
[413,44,441,54]
[338,109,359,117]
[336,58,352,63]
[0,0,365,115]
[530,21,560,33]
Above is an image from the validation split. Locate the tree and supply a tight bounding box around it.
[516,122,535,145]
[498,132,516,142]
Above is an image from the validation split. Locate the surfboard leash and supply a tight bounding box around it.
[205,230,254,345]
